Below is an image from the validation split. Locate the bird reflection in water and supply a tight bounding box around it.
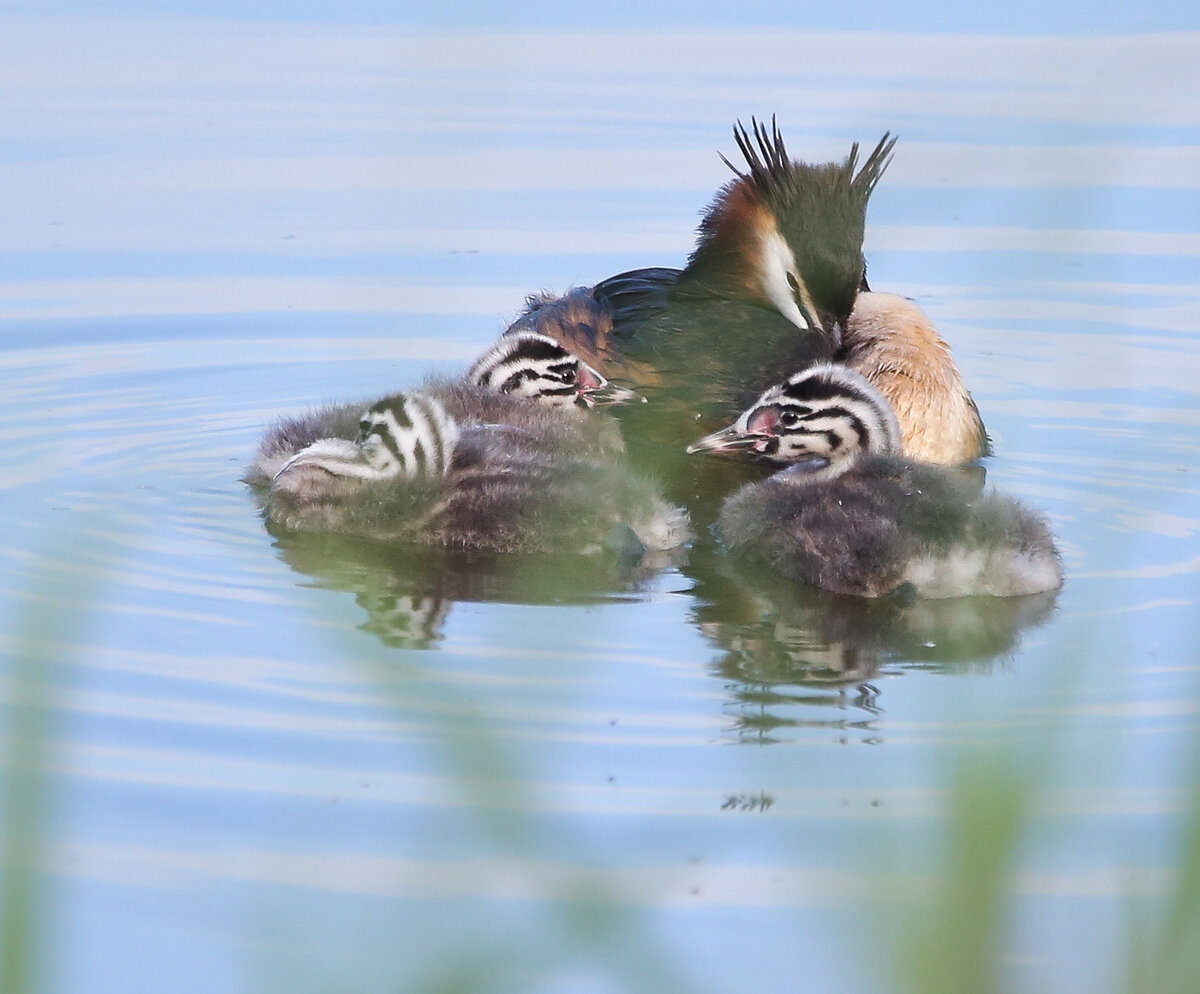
[267,529,687,650]
[267,523,1058,753]
[690,553,1061,744]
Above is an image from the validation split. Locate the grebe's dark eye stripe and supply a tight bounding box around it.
[793,407,870,448]
[794,403,858,423]
[546,360,577,375]
[498,367,539,394]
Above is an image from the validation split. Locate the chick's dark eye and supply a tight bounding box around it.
[786,272,800,294]
[358,419,371,438]
[559,368,577,385]
[778,410,800,428]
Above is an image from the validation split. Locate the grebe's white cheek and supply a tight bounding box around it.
[760,230,809,333]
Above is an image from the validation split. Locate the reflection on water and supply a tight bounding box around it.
[268,499,1061,747]
[693,551,1060,743]
[271,530,688,649]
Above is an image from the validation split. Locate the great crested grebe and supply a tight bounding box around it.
[507,119,988,464]
[687,363,1060,599]
[245,333,688,556]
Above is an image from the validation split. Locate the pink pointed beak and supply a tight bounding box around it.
[576,365,641,407]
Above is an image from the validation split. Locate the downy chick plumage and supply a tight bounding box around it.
[247,332,688,555]
[689,363,1060,599]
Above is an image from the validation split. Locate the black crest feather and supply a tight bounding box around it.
[719,116,793,198]
[720,116,897,207]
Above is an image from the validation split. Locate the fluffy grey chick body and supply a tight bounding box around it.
[246,334,687,556]
[690,363,1061,599]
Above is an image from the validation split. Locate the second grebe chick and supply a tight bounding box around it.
[246,331,629,486]
[688,364,1061,599]
[246,333,686,556]
[466,331,636,410]
[264,390,688,555]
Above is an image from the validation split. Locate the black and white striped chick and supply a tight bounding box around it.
[247,332,629,485]
[246,334,686,556]
[466,331,636,409]
[688,364,1061,599]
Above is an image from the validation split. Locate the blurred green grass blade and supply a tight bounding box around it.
[899,757,1031,994]
[1,664,51,994]
[1128,733,1200,994]
[2,527,116,994]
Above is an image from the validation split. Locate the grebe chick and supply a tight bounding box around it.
[246,331,629,487]
[264,391,688,555]
[466,331,636,409]
[246,333,686,555]
[508,119,987,463]
[688,364,1061,599]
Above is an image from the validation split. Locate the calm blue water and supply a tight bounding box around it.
[2,9,1200,994]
